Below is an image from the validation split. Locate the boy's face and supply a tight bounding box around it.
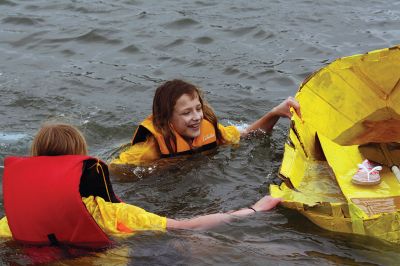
[171,93,203,139]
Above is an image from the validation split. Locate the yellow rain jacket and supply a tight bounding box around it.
[0,196,166,238]
[111,117,240,165]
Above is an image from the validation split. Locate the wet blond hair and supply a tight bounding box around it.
[31,123,88,156]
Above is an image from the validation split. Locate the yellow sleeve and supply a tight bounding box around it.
[218,124,241,145]
[83,196,166,237]
[110,136,161,166]
[0,216,12,238]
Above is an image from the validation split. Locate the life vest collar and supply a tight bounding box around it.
[132,115,217,157]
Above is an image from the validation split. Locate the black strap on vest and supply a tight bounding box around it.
[79,159,120,203]
[160,141,217,158]
[47,233,59,246]
[132,126,151,145]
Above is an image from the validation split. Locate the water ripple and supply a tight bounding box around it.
[2,16,45,25]
[8,31,48,47]
[75,29,122,44]
[165,18,200,29]
[120,44,140,53]
[0,0,16,6]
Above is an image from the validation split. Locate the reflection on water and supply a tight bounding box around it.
[0,132,27,142]
[1,0,400,265]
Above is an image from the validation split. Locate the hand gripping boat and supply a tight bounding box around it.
[270,45,400,243]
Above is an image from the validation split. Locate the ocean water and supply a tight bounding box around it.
[1,0,400,265]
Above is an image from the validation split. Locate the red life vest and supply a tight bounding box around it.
[132,115,218,157]
[3,155,120,248]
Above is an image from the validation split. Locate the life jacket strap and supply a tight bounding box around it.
[47,233,59,246]
[160,141,217,158]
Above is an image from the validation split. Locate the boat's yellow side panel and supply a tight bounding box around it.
[271,45,400,244]
[296,45,400,146]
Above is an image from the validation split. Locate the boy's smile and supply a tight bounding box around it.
[171,93,203,139]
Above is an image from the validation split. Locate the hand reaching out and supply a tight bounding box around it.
[251,196,281,212]
[240,96,301,137]
[272,96,301,119]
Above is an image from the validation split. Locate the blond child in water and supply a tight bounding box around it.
[0,123,281,247]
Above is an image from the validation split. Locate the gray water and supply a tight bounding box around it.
[1,0,400,265]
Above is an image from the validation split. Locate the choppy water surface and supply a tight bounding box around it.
[1,0,400,265]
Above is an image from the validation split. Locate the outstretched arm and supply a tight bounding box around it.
[241,96,301,138]
[166,196,281,230]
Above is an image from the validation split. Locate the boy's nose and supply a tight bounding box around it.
[193,111,202,121]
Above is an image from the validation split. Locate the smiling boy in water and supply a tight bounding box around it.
[111,79,301,166]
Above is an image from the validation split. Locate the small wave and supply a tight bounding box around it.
[255,69,276,77]
[305,45,328,55]
[2,16,44,25]
[194,1,218,7]
[170,57,188,64]
[165,18,200,29]
[238,73,257,80]
[194,36,213,44]
[6,96,48,109]
[165,39,185,48]
[0,0,16,6]
[60,49,75,56]
[223,67,240,75]
[223,26,257,37]
[120,44,140,53]
[123,0,142,6]
[76,29,122,45]
[266,76,296,87]
[253,30,275,39]
[188,60,206,67]
[72,6,115,14]
[157,38,185,49]
[8,31,47,47]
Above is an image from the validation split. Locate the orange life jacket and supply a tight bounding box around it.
[3,155,120,248]
[132,116,217,157]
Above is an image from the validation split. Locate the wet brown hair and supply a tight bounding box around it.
[31,123,88,156]
[152,79,224,154]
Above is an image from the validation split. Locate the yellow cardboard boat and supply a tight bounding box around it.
[270,45,400,243]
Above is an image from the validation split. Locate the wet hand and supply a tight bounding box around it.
[273,96,301,119]
[251,196,281,212]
